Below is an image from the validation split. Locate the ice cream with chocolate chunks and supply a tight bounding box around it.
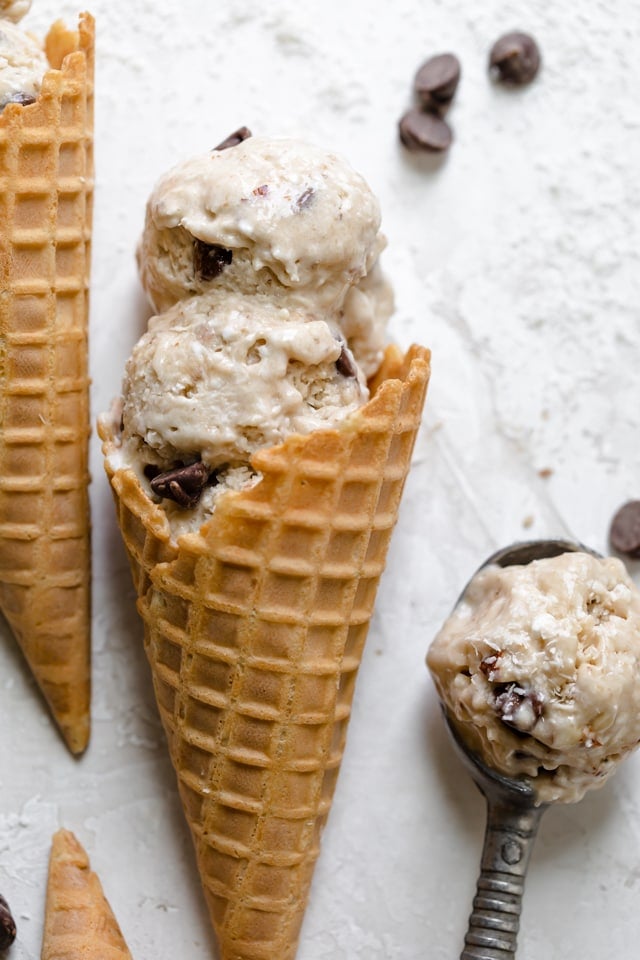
[108,134,395,539]
[0,2,48,110]
[117,290,368,534]
[427,551,640,803]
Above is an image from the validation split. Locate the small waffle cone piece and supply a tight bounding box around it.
[42,829,133,960]
[100,344,430,960]
[0,14,94,753]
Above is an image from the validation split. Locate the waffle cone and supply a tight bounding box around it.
[100,344,430,960]
[0,14,94,753]
[42,829,133,960]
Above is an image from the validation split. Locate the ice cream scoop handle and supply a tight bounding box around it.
[460,796,545,959]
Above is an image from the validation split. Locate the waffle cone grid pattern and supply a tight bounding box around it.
[102,345,430,960]
[43,829,133,960]
[0,15,94,753]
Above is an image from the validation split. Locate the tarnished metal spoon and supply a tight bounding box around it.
[442,539,599,960]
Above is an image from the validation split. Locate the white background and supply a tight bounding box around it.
[2,1,640,957]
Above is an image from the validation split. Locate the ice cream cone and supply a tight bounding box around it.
[100,344,429,960]
[42,828,133,960]
[0,13,94,753]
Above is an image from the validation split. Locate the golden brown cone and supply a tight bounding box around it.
[0,14,94,754]
[100,344,430,960]
[42,829,133,960]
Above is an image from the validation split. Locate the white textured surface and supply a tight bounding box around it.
[1,1,640,958]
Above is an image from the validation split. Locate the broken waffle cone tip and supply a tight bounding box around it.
[0,14,94,754]
[100,344,430,960]
[42,829,133,960]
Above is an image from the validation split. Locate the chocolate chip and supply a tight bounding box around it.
[150,461,212,509]
[414,53,461,112]
[335,343,358,378]
[193,239,233,282]
[399,108,453,153]
[0,894,16,951]
[143,463,161,481]
[494,682,543,733]
[295,187,315,210]
[3,91,37,108]
[609,500,640,559]
[213,126,252,151]
[489,32,541,86]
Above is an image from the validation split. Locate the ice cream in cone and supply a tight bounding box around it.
[100,135,429,959]
[0,12,94,753]
[42,829,133,960]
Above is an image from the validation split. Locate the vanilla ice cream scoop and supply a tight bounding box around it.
[0,17,47,109]
[137,136,391,376]
[120,292,367,474]
[428,550,640,803]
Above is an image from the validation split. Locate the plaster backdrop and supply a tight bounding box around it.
[1,1,640,958]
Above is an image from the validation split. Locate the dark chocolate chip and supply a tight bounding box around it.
[4,91,37,108]
[295,187,315,210]
[489,32,541,86]
[609,500,640,559]
[193,239,233,282]
[399,108,453,153]
[0,894,16,951]
[414,53,461,112]
[143,463,161,481]
[150,461,212,509]
[494,682,543,732]
[213,126,252,151]
[335,343,358,378]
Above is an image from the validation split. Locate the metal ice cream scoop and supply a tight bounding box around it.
[442,539,599,960]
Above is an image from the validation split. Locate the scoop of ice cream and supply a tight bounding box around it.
[120,292,368,475]
[0,0,31,23]
[136,136,389,372]
[0,18,47,109]
[427,552,640,803]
